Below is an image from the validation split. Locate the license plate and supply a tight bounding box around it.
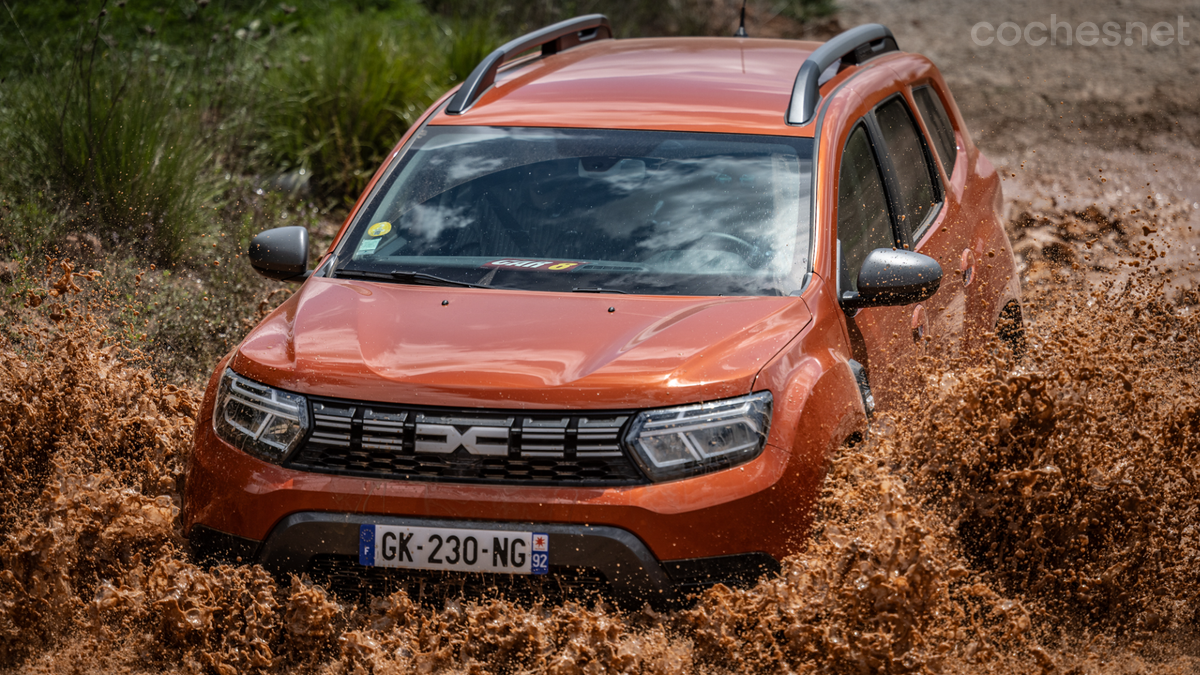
[359,524,549,575]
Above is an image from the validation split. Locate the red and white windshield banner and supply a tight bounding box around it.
[482,259,587,271]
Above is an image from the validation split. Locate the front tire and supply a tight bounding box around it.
[996,300,1026,358]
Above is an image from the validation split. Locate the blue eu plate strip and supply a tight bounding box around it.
[531,532,549,575]
[359,524,376,567]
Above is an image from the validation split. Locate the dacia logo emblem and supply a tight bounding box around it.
[414,424,509,456]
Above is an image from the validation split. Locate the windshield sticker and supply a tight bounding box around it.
[483,259,586,271]
[356,238,381,255]
[367,222,392,237]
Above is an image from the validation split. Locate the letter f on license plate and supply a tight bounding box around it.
[359,524,549,575]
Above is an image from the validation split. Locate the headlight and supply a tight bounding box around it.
[213,369,310,462]
[623,392,772,482]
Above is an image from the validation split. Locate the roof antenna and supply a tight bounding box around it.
[734,0,748,37]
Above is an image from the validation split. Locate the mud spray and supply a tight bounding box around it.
[1,197,1198,674]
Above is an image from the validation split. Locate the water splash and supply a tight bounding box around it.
[2,197,1198,673]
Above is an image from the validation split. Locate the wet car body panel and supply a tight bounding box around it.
[230,280,812,409]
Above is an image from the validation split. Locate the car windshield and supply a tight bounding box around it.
[335,126,814,296]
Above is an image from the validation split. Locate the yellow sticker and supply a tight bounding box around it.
[367,222,392,237]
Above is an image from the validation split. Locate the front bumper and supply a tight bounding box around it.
[191,515,779,605]
[184,384,821,603]
[185,412,820,551]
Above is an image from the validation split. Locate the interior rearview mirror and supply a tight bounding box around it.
[249,226,310,282]
[841,247,942,312]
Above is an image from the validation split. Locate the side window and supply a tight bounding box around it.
[912,86,958,178]
[875,97,939,238]
[837,125,895,292]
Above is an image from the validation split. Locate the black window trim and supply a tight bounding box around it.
[806,46,901,298]
[840,119,898,241]
[859,109,906,249]
[863,92,945,248]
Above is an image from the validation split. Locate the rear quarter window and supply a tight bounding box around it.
[912,85,958,178]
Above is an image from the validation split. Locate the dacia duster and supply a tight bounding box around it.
[184,16,1023,605]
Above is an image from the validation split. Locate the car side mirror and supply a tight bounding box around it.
[249,226,310,282]
[841,247,941,312]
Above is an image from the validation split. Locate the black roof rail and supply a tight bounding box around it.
[446,14,613,115]
[786,24,897,126]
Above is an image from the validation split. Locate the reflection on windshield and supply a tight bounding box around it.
[338,126,814,296]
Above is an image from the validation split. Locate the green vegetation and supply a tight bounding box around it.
[259,10,462,201]
[0,0,463,380]
[423,0,720,39]
[0,0,836,382]
[6,60,220,265]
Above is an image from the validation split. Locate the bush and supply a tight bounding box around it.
[444,14,502,84]
[258,7,447,202]
[2,55,221,265]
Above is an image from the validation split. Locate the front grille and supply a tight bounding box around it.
[285,398,647,486]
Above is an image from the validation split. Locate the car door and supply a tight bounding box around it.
[908,83,981,352]
[881,88,969,358]
[837,91,962,408]
[834,120,922,409]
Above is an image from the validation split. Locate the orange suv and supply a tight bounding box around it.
[183,16,1022,604]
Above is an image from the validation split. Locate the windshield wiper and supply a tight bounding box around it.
[335,268,488,289]
[572,287,629,294]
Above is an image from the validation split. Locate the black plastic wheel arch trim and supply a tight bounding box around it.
[446,14,613,115]
[786,23,898,126]
[847,358,875,419]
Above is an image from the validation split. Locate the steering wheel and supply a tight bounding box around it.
[694,231,760,261]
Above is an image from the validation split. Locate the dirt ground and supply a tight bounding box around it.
[840,0,1200,286]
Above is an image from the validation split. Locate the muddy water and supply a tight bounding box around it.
[1,202,1198,673]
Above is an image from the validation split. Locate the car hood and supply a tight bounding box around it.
[231,278,812,409]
